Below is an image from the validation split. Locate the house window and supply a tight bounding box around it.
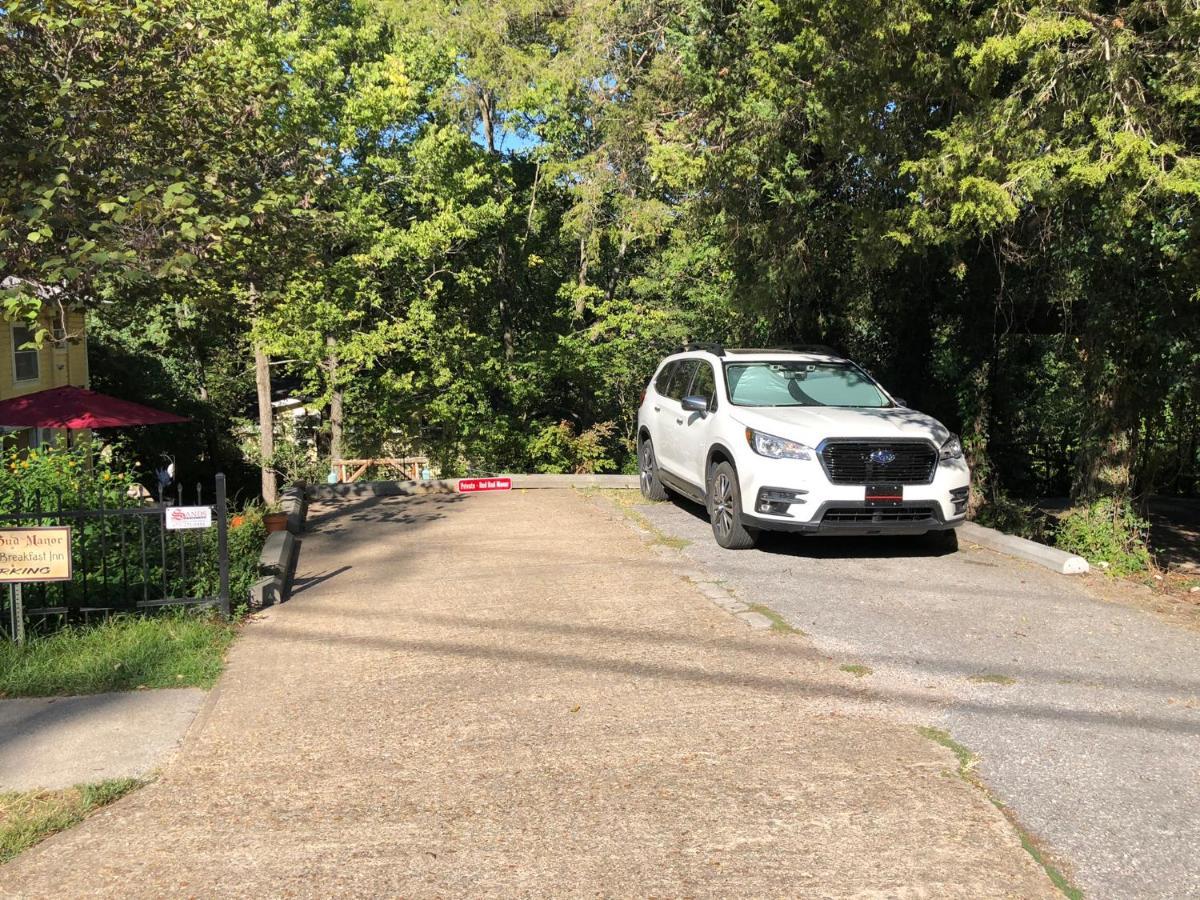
[12,323,39,382]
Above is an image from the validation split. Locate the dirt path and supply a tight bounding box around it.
[1,490,1054,897]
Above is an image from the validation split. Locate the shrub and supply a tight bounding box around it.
[973,493,1053,544]
[0,438,141,511]
[188,504,267,605]
[1056,498,1152,575]
[528,420,617,474]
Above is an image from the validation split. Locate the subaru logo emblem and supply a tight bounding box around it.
[869,449,897,465]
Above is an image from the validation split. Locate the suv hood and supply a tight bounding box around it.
[732,405,951,446]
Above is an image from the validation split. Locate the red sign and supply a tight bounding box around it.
[457,477,512,493]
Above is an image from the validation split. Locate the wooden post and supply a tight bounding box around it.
[215,474,230,618]
[255,342,277,505]
[326,336,344,463]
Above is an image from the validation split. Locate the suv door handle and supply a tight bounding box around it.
[653,405,661,412]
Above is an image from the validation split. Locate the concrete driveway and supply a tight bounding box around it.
[633,493,1200,900]
[2,489,1055,898]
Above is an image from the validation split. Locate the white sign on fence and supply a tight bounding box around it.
[165,506,213,530]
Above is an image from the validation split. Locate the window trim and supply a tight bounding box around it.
[11,322,40,384]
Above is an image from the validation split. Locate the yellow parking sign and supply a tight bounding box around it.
[0,527,73,583]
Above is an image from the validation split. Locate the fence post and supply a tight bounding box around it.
[216,473,231,618]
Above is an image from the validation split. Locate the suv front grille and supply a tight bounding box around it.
[821,506,936,524]
[819,440,938,485]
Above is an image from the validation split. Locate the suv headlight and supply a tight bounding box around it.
[940,434,964,461]
[746,428,813,460]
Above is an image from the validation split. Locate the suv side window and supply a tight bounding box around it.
[690,362,718,410]
[653,362,676,396]
[666,360,699,401]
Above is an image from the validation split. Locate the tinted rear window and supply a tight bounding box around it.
[653,362,677,396]
[665,361,699,401]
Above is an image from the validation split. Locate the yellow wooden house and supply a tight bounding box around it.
[0,303,90,449]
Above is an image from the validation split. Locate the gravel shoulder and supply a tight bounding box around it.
[633,492,1200,900]
[2,489,1054,897]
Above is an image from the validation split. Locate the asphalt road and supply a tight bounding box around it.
[636,494,1200,900]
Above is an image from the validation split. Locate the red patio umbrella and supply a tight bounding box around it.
[0,386,189,429]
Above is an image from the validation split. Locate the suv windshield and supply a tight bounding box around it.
[725,361,891,408]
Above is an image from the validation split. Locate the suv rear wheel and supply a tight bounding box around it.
[708,461,758,549]
[639,437,669,501]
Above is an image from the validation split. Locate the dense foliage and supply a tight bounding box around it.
[2,1,1197,512]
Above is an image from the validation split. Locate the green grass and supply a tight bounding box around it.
[917,726,978,777]
[0,612,236,698]
[967,673,1017,686]
[1008,809,1085,900]
[0,778,142,864]
[746,603,804,635]
[840,663,873,677]
[916,726,1082,898]
[584,487,691,549]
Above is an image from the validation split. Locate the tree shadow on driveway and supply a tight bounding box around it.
[251,622,1200,738]
[306,493,468,540]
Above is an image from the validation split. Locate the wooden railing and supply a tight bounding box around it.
[332,457,430,484]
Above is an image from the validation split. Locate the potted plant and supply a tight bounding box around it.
[263,503,288,533]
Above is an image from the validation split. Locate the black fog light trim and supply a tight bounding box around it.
[755,487,809,517]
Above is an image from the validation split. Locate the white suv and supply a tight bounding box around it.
[636,344,970,549]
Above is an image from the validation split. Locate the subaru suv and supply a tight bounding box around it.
[636,344,970,549]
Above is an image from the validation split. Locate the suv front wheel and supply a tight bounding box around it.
[638,437,670,501]
[708,461,758,549]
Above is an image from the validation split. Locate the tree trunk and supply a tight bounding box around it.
[326,335,344,463]
[477,90,496,155]
[1072,352,1135,502]
[963,357,993,517]
[497,242,514,360]
[255,341,277,505]
[574,233,589,319]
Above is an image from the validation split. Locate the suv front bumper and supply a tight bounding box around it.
[735,453,970,535]
[742,499,963,535]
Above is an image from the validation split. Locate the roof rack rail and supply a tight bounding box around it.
[774,343,842,357]
[680,341,726,357]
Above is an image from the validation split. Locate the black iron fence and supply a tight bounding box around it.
[1,474,230,641]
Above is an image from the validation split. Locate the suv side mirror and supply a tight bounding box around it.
[893,397,907,407]
[681,395,709,414]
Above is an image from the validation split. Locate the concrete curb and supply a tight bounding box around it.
[958,521,1089,575]
[253,529,301,607]
[280,484,308,535]
[303,473,639,500]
